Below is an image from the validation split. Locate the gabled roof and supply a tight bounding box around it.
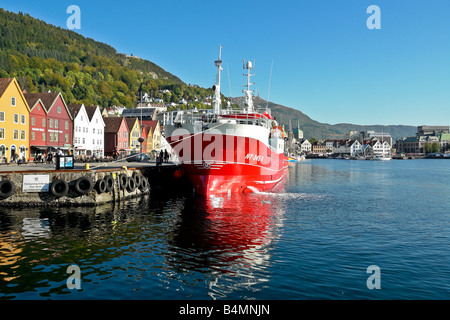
[24,91,72,119]
[140,120,159,135]
[23,92,59,110]
[67,104,84,119]
[0,78,14,97]
[103,117,126,134]
[84,105,97,121]
[0,78,31,112]
[24,94,47,113]
[125,117,139,131]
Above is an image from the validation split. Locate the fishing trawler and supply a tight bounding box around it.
[163,47,289,196]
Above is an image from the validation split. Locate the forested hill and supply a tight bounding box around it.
[0,8,188,108]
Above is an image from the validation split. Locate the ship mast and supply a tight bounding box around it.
[243,59,255,113]
[213,45,223,114]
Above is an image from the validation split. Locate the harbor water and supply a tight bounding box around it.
[1,159,449,300]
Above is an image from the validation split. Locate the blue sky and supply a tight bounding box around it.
[2,0,450,126]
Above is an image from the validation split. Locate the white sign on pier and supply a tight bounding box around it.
[22,175,50,192]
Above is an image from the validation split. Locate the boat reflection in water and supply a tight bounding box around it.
[0,177,289,300]
[167,180,287,299]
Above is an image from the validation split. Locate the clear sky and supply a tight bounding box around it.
[2,0,450,126]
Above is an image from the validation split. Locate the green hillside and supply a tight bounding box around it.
[0,8,203,108]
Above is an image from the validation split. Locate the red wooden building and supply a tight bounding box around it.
[44,92,73,153]
[24,94,47,160]
[103,116,130,156]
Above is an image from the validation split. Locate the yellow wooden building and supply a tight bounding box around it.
[0,78,30,162]
[125,117,141,153]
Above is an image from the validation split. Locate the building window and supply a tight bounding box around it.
[55,119,59,129]
[31,132,35,141]
[65,134,69,143]
[54,133,58,142]
[14,114,19,123]
[0,112,4,122]
[13,129,19,140]
[0,128,4,139]
[21,130,26,140]
[57,107,61,113]
[21,115,26,125]
[65,121,69,130]
[42,132,46,141]
[42,118,46,127]
[11,97,16,106]
[31,117,35,126]
[49,119,53,128]
[49,132,53,142]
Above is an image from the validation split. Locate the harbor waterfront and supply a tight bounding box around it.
[1,159,449,300]
[0,160,179,207]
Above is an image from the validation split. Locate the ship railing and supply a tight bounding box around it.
[162,107,274,128]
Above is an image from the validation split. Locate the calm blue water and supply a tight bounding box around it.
[1,159,449,300]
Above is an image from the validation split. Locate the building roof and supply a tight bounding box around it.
[122,107,157,120]
[84,105,98,121]
[24,94,47,112]
[103,117,126,134]
[125,117,139,131]
[22,92,59,110]
[0,78,14,97]
[68,104,84,119]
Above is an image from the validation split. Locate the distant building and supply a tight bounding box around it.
[368,140,391,157]
[396,125,450,154]
[333,139,362,156]
[311,141,327,155]
[300,139,311,153]
[122,107,158,120]
[417,125,449,136]
[359,131,392,147]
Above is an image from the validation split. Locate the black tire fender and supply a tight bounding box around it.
[126,176,136,192]
[104,174,114,192]
[118,173,128,190]
[139,177,149,192]
[50,179,69,198]
[0,180,16,199]
[132,172,141,188]
[74,176,93,195]
[96,178,107,194]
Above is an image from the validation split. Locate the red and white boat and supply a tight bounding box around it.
[163,47,289,196]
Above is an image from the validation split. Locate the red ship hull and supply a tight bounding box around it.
[167,132,288,196]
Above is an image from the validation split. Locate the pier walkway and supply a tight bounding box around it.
[0,160,177,173]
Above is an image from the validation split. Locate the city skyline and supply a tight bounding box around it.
[2,0,450,126]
